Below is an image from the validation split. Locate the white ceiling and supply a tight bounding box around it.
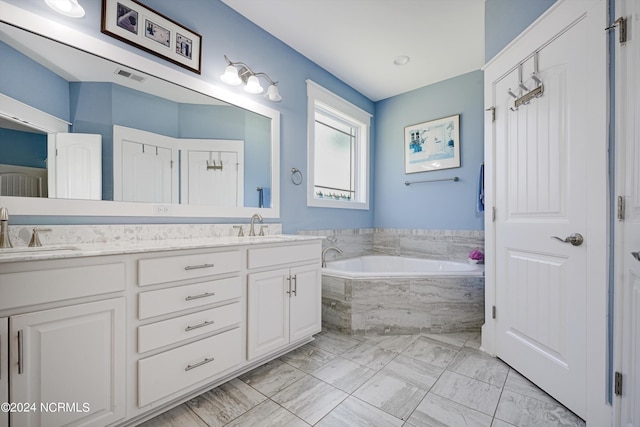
[221,0,485,101]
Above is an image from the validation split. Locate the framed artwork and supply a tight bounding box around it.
[404,114,460,174]
[101,0,202,74]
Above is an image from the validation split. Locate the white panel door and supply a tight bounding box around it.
[179,139,244,207]
[289,264,321,342]
[122,141,173,203]
[186,150,240,206]
[615,0,640,424]
[10,298,125,427]
[113,125,178,203]
[247,268,290,360]
[53,133,101,200]
[492,4,606,419]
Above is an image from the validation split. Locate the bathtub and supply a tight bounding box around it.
[321,255,485,335]
[323,255,483,278]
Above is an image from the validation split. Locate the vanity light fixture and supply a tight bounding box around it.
[44,0,85,18]
[221,55,282,102]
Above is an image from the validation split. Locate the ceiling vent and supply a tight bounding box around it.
[115,68,145,83]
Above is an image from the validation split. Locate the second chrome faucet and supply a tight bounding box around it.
[249,213,263,237]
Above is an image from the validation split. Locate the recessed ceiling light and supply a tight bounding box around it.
[393,55,411,66]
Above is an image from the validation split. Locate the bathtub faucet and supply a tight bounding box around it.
[322,246,343,267]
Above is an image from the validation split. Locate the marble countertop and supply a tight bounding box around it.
[0,234,323,263]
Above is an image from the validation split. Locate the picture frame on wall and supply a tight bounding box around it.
[101,0,202,74]
[404,114,461,174]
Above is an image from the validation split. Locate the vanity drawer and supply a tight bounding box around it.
[138,250,241,286]
[0,262,125,311]
[138,327,242,407]
[138,302,241,353]
[248,243,320,269]
[138,276,241,320]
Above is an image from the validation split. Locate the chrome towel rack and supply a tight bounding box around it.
[405,176,459,186]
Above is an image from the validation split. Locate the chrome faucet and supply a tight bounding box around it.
[249,213,263,236]
[322,246,343,267]
[0,207,13,248]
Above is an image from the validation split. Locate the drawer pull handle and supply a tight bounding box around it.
[185,292,216,301]
[185,320,215,332]
[185,357,215,371]
[184,263,215,271]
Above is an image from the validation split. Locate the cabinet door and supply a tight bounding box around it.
[247,268,290,360]
[289,264,322,342]
[10,298,125,427]
[0,318,7,427]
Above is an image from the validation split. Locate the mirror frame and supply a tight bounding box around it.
[0,2,280,219]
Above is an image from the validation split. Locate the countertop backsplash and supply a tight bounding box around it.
[7,223,283,247]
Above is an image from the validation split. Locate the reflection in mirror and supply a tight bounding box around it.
[0,21,272,210]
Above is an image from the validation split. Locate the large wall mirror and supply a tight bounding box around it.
[0,4,280,219]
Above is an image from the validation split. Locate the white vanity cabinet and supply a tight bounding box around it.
[247,243,322,360]
[0,235,322,426]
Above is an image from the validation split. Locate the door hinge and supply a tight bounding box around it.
[492,207,496,222]
[614,371,623,396]
[606,17,627,43]
[485,107,495,122]
[492,305,497,319]
[617,196,625,221]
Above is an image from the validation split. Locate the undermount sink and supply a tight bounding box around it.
[0,245,80,254]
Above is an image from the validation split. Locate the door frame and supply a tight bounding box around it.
[613,0,638,424]
[481,1,610,425]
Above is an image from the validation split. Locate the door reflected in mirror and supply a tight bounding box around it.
[0,20,274,212]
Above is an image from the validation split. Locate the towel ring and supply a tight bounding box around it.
[291,167,303,185]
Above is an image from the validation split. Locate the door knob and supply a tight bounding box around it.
[551,233,584,246]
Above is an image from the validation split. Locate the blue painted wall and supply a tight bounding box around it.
[485,0,557,62]
[3,0,375,232]
[0,128,47,168]
[3,0,555,233]
[0,41,70,120]
[373,71,485,230]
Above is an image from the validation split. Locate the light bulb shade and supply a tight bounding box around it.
[220,65,242,85]
[265,84,282,102]
[244,75,264,94]
[44,0,85,17]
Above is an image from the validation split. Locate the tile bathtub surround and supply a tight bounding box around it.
[298,228,484,262]
[140,329,585,427]
[373,229,485,262]
[7,223,283,246]
[300,228,485,336]
[297,228,376,259]
[322,275,485,335]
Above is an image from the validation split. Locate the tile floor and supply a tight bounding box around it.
[140,330,585,427]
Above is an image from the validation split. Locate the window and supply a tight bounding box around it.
[306,80,371,209]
